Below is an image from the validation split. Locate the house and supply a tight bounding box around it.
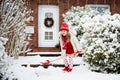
[26,0,120,52]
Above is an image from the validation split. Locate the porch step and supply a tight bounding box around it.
[21,63,81,68]
[27,52,83,57]
[19,53,84,69]
[27,52,61,56]
[33,47,61,52]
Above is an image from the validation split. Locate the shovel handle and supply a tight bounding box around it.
[50,56,66,62]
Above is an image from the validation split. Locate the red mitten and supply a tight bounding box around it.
[74,50,82,57]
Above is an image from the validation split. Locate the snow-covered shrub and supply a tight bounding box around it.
[82,14,120,73]
[0,37,16,80]
[0,0,32,79]
[63,6,120,73]
[0,37,9,80]
[0,0,32,59]
[0,56,15,80]
[63,6,105,39]
[0,37,8,60]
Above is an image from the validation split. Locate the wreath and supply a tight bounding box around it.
[44,17,54,28]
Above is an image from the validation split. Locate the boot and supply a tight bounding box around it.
[67,67,72,72]
[63,66,69,71]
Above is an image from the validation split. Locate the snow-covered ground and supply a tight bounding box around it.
[4,53,120,80]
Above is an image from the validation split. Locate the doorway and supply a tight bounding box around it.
[38,5,59,47]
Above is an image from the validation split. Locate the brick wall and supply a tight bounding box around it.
[28,0,120,51]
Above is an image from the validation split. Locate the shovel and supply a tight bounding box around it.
[40,51,82,68]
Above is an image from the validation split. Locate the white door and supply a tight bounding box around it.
[38,5,59,47]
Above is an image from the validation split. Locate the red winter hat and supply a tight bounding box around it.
[60,22,69,31]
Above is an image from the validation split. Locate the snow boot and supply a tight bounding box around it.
[63,66,69,71]
[67,67,72,72]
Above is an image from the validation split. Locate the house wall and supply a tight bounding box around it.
[28,0,120,51]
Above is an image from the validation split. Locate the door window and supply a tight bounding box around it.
[45,32,53,40]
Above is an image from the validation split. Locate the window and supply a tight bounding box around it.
[86,4,110,13]
[45,32,53,40]
[45,12,53,18]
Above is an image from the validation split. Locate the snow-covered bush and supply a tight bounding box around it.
[0,37,8,60]
[63,6,120,73]
[0,0,31,59]
[0,0,32,79]
[63,6,106,39]
[82,14,120,73]
[0,37,9,80]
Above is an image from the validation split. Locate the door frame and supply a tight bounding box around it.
[38,5,59,47]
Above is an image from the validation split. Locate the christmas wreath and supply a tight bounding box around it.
[44,17,54,28]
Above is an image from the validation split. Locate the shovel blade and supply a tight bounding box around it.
[40,60,50,65]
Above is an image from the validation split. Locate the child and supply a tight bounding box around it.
[59,22,81,72]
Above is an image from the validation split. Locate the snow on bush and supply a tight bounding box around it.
[82,14,120,73]
[63,6,109,39]
[0,37,8,60]
[0,37,8,80]
[0,0,32,59]
[63,6,120,73]
[0,37,15,80]
[0,0,32,79]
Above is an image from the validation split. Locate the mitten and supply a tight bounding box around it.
[74,50,82,57]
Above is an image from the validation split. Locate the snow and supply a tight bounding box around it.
[2,54,120,80]
[0,4,120,80]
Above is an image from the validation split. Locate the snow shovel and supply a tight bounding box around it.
[40,56,66,69]
[40,51,82,68]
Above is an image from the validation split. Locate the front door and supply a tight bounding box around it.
[38,5,59,47]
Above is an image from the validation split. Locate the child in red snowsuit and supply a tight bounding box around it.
[59,22,81,72]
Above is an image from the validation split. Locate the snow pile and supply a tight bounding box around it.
[63,6,120,73]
